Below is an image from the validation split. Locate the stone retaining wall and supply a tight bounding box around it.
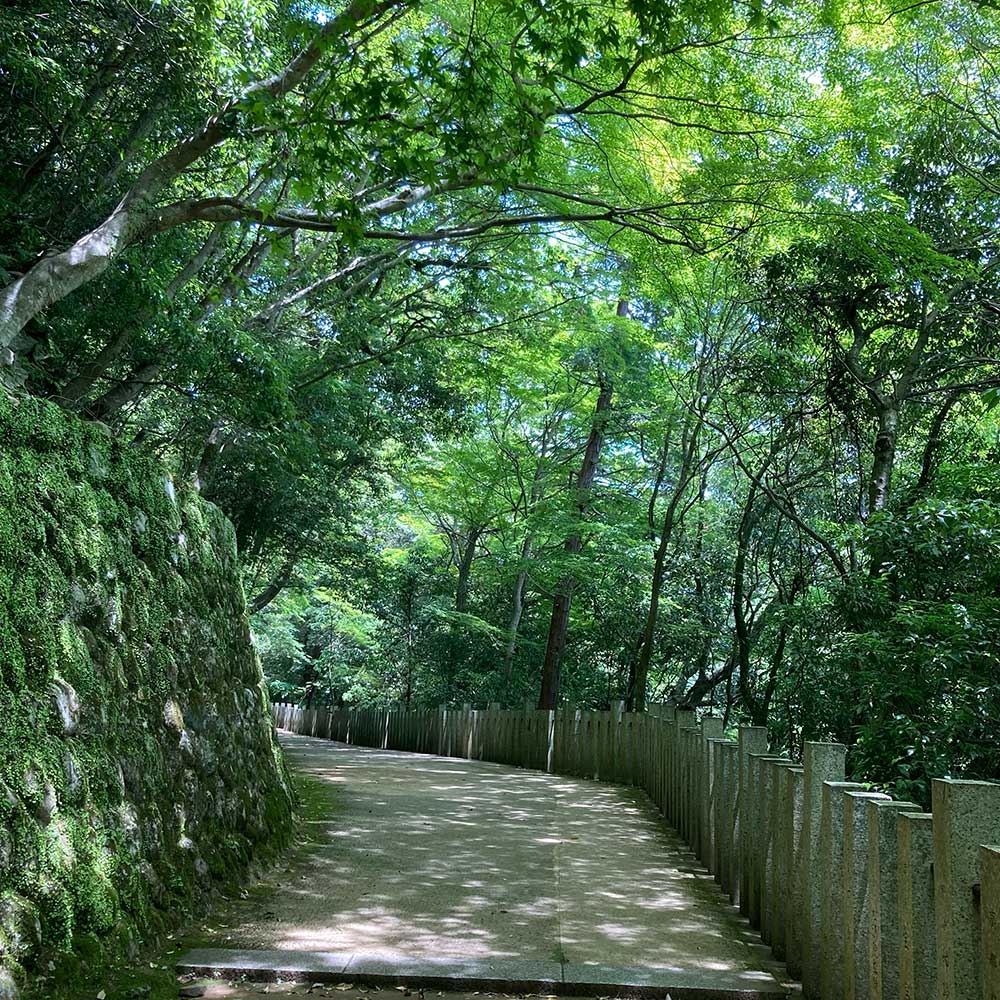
[0,397,294,996]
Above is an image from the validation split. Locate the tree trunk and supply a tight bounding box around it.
[86,361,160,422]
[194,422,231,490]
[248,549,301,613]
[58,326,134,406]
[59,222,230,406]
[538,368,614,709]
[868,400,899,515]
[502,541,531,677]
[733,483,761,722]
[0,0,405,353]
[18,39,132,195]
[454,524,482,615]
[631,407,708,710]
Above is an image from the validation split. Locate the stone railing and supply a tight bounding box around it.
[271,701,1000,1000]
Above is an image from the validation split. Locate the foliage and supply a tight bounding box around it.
[4,0,1000,812]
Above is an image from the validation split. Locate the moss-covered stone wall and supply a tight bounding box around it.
[0,397,294,995]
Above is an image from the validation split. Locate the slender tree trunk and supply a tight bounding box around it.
[538,368,614,709]
[94,96,165,197]
[454,525,483,615]
[632,411,708,710]
[58,326,134,406]
[86,361,161,422]
[903,389,963,510]
[18,40,132,195]
[194,422,231,489]
[403,589,414,709]
[248,548,301,613]
[733,483,761,723]
[59,222,230,406]
[502,539,531,677]
[868,400,899,514]
[866,399,900,577]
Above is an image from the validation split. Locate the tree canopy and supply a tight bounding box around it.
[4,0,1000,800]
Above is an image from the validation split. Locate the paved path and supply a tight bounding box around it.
[180,733,787,996]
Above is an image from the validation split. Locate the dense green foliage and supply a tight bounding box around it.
[3,0,1000,805]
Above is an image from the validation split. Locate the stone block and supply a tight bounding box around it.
[751,754,790,937]
[819,781,867,1000]
[720,742,740,899]
[842,789,890,1000]
[771,762,802,964]
[898,811,935,1000]
[737,726,769,915]
[780,764,805,976]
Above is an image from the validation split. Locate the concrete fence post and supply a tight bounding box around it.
[709,738,736,880]
[842,789,891,1000]
[700,718,725,867]
[779,763,804,972]
[864,799,922,1000]
[932,778,1000,1000]
[721,742,740,901]
[749,753,789,934]
[898,811,935,1000]
[672,709,695,827]
[981,845,1000,1000]
[678,725,692,842]
[800,742,847,1000]
[820,782,873,1000]
[737,726,768,914]
[765,759,798,959]
[660,706,675,812]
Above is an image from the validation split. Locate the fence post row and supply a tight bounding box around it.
[270,700,1000,1000]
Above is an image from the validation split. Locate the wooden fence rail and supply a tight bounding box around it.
[271,701,1000,1000]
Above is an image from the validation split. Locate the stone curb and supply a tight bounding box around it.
[176,948,790,999]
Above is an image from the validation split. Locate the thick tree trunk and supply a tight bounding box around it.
[537,368,614,709]
[538,578,576,709]
[1,206,138,354]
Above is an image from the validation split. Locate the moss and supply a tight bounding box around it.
[0,397,294,993]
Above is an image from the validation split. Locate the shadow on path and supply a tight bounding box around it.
[184,733,787,995]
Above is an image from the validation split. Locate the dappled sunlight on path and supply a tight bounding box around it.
[201,733,778,981]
